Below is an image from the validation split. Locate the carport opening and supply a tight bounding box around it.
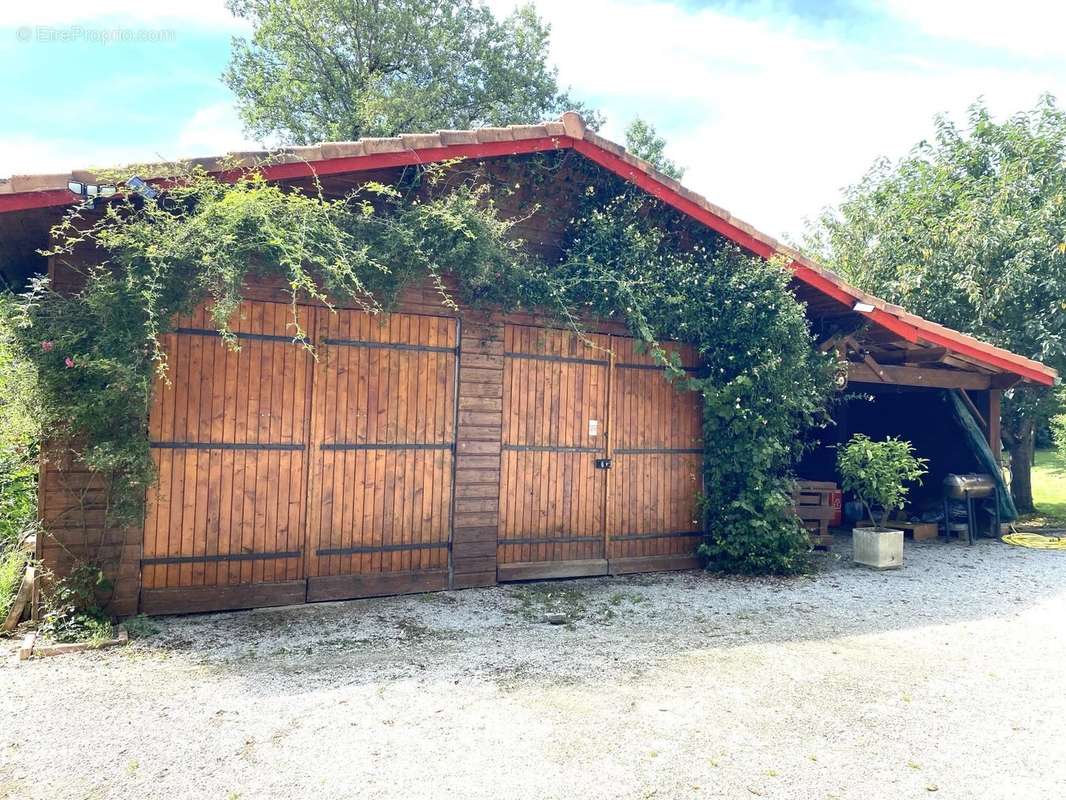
[797,385,1011,520]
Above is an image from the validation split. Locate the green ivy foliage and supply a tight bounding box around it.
[554,190,838,574]
[13,159,837,575]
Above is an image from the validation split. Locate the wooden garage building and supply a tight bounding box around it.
[0,112,1057,615]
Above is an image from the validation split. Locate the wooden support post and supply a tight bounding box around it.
[988,389,1002,465]
[957,389,987,433]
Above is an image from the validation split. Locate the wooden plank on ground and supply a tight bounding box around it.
[2,566,34,632]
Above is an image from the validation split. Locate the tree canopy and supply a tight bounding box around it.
[806,96,1066,509]
[624,118,685,180]
[224,0,599,144]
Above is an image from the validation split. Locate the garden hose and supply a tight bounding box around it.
[1001,531,1066,550]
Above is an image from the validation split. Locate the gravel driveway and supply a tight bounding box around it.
[3,536,1065,800]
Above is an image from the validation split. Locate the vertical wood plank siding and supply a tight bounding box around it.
[139,302,314,614]
[304,308,457,601]
[496,325,702,582]
[497,325,611,576]
[451,312,504,589]
[607,337,703,574]
[40,268,707,614]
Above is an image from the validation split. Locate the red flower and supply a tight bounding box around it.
[64,357,75,368]
[41,340,54,352]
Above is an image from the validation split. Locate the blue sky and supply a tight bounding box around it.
[2,0,1065,238]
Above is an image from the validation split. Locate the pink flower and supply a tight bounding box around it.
[41,340,54,352]
[64,357,75,368]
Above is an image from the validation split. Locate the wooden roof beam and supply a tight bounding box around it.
[848,362,991,390]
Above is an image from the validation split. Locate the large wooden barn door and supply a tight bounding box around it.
[607,339,703,573]
[497,326,702,581]
[304,310,458,601]
[497,325,612,580]
[141,301,313,614]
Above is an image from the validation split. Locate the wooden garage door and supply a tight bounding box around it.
[304,309,458,601]
[141,301,313,614]
[498,325,702,581]
[498,325,611,579]
[607,337,703,573]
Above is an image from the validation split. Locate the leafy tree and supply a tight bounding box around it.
[837,434,928,529]
[1052,413,1066,453]
[806,97,1066,512]
[624,118,685,180]
[225,0,599,144]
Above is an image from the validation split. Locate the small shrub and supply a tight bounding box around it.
[0,546,28,620]
[837,434,928,529]
[39,562,114,643]
[0,295,40,551]
[123,613,160,639]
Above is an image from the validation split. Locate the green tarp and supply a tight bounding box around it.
[946,390,1018,522]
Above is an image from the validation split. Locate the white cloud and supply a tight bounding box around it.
[880,0,1066,58]
[0,135,131,179]
[174,102,260,157]
[489,0,1066,238]
[0,103,259,179]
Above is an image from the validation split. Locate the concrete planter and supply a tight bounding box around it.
[852,527,904,570]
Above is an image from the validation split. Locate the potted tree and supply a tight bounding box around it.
[837,434,928,569]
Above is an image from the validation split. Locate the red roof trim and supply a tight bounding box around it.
[0,137,572,214]
[247,136,572,184]
[571,139,1054,385]
[0,187,76,213]
[1,131,1054,385]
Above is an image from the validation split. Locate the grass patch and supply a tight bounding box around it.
[124,614,161,639]
[1028,449,1066,526]
[0,546,27,621]
[510,583,648,627]
[513,584,591,624]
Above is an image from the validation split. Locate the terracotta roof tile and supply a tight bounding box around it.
[319,141,365,160]
[7,173,70,192]
[560,111,586,140]
[359,137,406,155]
[474,127,515,143]
[438,130,479,146]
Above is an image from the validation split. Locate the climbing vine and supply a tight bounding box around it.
[13,155,837,574]
[551,171,840,574]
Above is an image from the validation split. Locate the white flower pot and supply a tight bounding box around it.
[852,526,904,569]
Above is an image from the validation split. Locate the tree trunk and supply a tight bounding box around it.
[1008,418,1036,513]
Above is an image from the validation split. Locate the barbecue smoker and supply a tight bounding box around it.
[943,473,1001,545]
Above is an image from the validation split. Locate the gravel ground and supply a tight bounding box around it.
[2,535,1065,800]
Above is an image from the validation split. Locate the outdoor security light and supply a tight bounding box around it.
[126,175,159,200]
[67,180,116,199]
[852,301,876,313]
